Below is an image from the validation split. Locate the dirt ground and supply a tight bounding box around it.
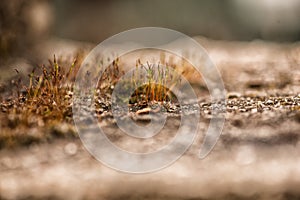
[0,36,300,200]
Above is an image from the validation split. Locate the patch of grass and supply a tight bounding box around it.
[0,52,184,148]
[1,54,184,124]
[95,56,182,108]
[128,59,180,104]
[1,54,79,127]
[0,53,83,148]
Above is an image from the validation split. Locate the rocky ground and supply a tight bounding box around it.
[0,36,300,200]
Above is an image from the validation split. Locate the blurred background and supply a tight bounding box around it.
[55,0,300,42]
[1,0,300,61]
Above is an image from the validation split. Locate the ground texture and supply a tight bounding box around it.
[0,37,300,200]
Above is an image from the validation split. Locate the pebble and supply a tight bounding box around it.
[265,99,274,105]
[239,108,247,112]
[136,107,151,115]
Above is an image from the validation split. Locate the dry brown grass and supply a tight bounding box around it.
[0,52,184,148]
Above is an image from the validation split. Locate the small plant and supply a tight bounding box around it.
[0,53,83,127]
[128,59,180,104]
[95,56,182,106]
[0,54,84,148]
[97,57,124,99]
[0,52,185,148]
[1,52,185,121]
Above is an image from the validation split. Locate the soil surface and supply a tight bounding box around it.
[0,36,300,200]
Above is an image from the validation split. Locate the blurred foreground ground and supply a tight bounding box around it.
[0,36,300,200]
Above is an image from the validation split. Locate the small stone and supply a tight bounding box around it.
[239,108,247,112]
[200,102,211,107]
[265,99,274,105]
[136,107,151,115]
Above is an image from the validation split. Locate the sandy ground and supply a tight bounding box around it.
[0,36,300,200]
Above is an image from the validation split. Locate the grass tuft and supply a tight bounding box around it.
[0,53,184,148]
